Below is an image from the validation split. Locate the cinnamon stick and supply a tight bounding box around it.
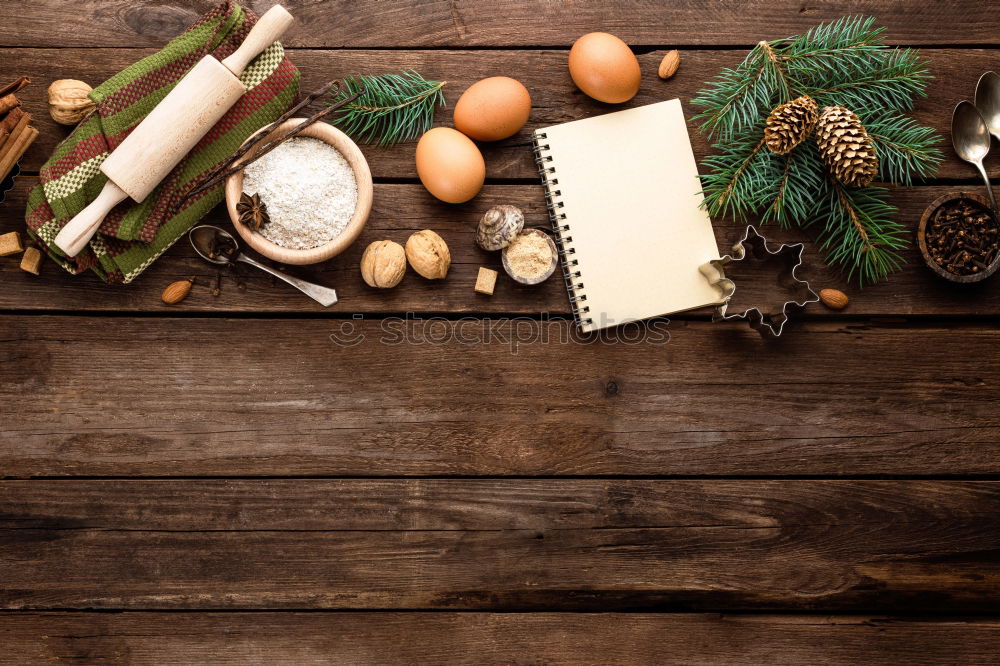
[0,111,30,159]
[0,107,24,134]
[0,76,30,99]
[0,125,37,181]
[0,94,21,116]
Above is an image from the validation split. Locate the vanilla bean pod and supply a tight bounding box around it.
[177,80,364,206]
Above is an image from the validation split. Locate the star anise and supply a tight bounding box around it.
[236,192,270,231]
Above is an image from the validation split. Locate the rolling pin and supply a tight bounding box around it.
[54,5,295,257]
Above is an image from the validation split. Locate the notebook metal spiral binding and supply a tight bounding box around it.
[531,131,592,328]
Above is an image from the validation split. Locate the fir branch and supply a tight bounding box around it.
[761,144,825,227]
[816,181,908,285]
[804,49,931,113]
[327,70,446,146]
[700,130,778,219]
[693,15,941,284]
[778,16,887,78]
[691,48,781,140]
[760,41,794,103]
[865,112,943,184]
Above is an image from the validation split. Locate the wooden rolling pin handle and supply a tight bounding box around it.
[53,4,294,258]
[220,5,295,76]
[53,180,129,257]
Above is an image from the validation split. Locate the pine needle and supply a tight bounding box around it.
[693,16,940,285]
[865,112,943,185]
[327,70,446,146]
[818,182,907,285]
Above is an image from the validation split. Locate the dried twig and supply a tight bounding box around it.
[177,80,365,207]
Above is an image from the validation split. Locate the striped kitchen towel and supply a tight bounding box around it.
[25,1,299,283]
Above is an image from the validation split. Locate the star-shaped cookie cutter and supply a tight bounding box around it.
[698,225,819,338]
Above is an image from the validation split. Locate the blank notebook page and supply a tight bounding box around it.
[536,99,723,332]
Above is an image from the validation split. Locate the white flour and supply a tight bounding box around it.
[242,136,358,250]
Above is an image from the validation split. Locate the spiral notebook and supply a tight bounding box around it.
[532,99,724,333]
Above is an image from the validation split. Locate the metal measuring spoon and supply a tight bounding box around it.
[188,225,338,307]
[975,72,1000,141]
[952,100,998,212]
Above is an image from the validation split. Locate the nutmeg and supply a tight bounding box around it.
[162,277,195,305]
[405,229,450,280]
[47,79,96,125]
[360,240,406,288]
[477,205,524,251]
[658,50,681,80]
[819,288,848,310]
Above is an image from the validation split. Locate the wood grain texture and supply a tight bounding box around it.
[2,317,998,477]
[2,181,997,315]
[1,0,997,647]
[1,479,994,531]
[1,46,993,316]
[1,480,998,610]
[0,1,996,48]
[3,613,999,665]
[1,47,989,181]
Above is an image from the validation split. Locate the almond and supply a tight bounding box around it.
[819,288,848,310]
[658,50,681,80]
[162,277,195,305]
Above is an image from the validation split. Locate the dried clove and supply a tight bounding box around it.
[925,198,999,276]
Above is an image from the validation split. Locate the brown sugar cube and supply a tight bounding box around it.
[475,267,498,295]
[0,231,23,256]
[20,246,42,275]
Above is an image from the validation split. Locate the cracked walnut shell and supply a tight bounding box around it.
[360,240,407,288]
[405,229,450,280]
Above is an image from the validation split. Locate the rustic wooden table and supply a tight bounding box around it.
[2,1,1000,663]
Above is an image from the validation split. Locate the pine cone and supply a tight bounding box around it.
[815,106,879,187]
[764,96,818,154]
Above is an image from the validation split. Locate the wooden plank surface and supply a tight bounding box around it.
[2,613,998,665]
[1,47,991,181]
[0,47,994,315]
[5,181,999,316]
[2,0,997,657]
[2,479,994,531]
[1,480,998,611]
[1,1,997,48]
[3,317,998,477]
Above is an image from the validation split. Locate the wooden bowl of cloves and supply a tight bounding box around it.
[917,191,1000,283]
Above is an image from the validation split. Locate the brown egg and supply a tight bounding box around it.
[568,32,641,104]
[415,127,486,204]
[454,76,532,141]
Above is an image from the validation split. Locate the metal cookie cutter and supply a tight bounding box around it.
[699,225,819,338]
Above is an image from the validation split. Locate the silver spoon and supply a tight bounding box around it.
[188,225,338,307]
[975,71,1000,141]
[952,100,998,212]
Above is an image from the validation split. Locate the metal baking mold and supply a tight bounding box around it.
[0,162,20,205]
[699,225,819,338]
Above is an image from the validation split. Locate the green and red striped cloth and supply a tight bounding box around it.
[25,1,299,283]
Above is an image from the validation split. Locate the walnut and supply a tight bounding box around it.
[360,240,406,288]
[405,229,450,280]
[47,79,96,125]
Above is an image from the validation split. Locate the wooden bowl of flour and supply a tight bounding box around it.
[225,118,373,265]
